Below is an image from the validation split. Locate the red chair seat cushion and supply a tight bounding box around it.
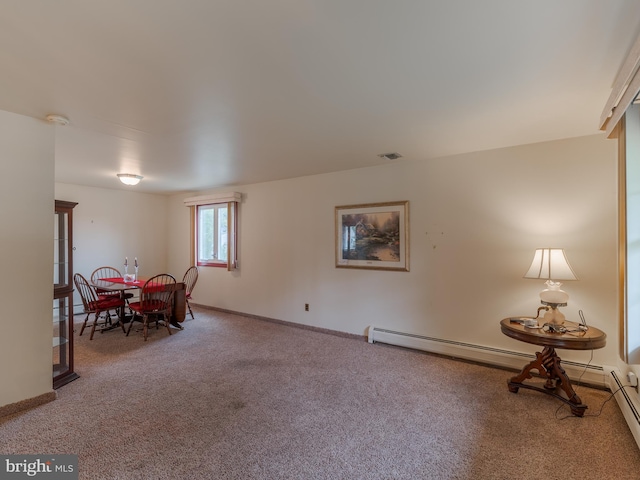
[129,300,170,314]
[89,296,124,311]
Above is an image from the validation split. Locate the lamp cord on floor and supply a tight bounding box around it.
[555,383,635,420]
[554,341,635,420]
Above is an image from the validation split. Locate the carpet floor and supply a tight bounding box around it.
[1,307,639,479]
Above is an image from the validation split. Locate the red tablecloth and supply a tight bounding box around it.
[101,277,145,288]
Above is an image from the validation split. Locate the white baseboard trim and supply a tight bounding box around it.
[367,325,607,388]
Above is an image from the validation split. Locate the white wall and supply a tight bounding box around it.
[54,183,170,307]
[167,134,619,367]
[0,111,55,407]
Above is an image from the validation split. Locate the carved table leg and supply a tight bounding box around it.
[507,351,546,392]
[507,346,587,417]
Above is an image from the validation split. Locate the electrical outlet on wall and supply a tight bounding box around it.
[305,303,309,311]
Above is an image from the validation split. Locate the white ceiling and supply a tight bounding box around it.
[2,1,640,194]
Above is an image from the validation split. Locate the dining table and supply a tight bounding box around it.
[91,276,186,326]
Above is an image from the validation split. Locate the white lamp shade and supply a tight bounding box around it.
[523,248,577,281]
[117,173,143,186]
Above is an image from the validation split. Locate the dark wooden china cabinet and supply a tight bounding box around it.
[53,200,78,388]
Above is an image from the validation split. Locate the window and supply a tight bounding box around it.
[197,203,228,266]
[620,103,640,363]
[185,192,240,270]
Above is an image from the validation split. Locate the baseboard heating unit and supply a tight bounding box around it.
[367,325,606,388]
[608,370,640,449]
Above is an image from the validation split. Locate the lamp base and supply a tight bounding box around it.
[542,304,565,325]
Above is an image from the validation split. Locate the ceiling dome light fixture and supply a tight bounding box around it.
[45,114,70,126]
[117,173,143,186]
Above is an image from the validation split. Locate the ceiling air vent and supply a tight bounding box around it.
[377,152,403,160]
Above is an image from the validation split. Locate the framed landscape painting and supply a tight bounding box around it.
[335,201,409,271]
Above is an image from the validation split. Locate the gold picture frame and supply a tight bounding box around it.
[335,201,409,271]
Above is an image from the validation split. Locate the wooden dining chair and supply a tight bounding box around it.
[91,265,134,311]
[74,273,126,340]
[182,266,199,319]
[126,274,177,341]
[91,266,134,296]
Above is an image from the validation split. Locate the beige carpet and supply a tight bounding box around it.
[1,307,639,479]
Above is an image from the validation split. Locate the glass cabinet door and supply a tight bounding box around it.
[53,294,71,381]
[54,208,70,289]
[53,200,78,389]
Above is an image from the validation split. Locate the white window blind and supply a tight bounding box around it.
[183,192,242,207]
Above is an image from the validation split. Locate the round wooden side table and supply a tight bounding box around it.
[500,318,606,416]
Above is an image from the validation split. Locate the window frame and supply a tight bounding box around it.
[196,203,229,268]
[193,202,238,270]
[185,192,240,271]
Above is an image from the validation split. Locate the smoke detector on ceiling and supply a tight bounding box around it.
[45,114,70,126]
[377,152,403,160]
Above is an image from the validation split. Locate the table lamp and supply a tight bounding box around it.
[523,248,577,325]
